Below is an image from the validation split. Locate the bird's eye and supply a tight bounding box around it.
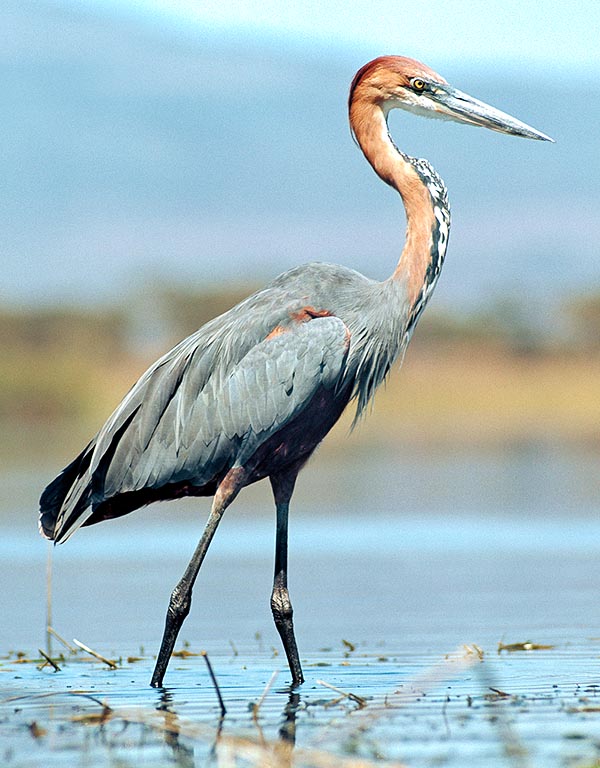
[410,78,426,92]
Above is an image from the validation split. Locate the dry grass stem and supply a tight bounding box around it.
[47,627,78,653]
[316,679,367,708]
[487,686,513,699]
[252,670,279,723]
[201,650,226,717]
[72,639,117,669]
[37,648,61,672]
[45,544,53,657]
[462,643,484,660]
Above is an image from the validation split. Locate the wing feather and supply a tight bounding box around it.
[44,313,350,542]
[106,315,349,494]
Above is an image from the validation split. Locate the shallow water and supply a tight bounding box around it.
[2,443,600,766]
[4,640,600,767]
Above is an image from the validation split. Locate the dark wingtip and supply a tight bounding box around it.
[38,441,94,542]
[38,513,56,541]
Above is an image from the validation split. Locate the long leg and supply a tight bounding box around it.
[270,469,304,687]
[150,468,245,688]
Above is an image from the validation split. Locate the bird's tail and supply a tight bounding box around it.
[39,442,94,543]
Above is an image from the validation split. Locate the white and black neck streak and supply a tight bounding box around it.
[349,56,451,333]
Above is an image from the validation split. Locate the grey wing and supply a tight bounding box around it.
[221,315,351,467]
[106,315,351,492]
[50,315,350,540]
[42,331,217,541]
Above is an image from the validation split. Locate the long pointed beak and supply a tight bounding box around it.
[432,84,554,142]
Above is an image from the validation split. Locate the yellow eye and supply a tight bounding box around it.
[411,78,426,92]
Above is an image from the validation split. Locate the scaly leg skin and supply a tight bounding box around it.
[150,468,244,688]
[270,470,304,687]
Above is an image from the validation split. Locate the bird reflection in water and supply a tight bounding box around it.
[153,685,302,767]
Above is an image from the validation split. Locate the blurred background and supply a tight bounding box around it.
[2,0,600,653]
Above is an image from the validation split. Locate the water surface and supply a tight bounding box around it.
[2,443,599,766]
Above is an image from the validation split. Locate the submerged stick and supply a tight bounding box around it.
[201,650,226,717]
[73,638,118,669]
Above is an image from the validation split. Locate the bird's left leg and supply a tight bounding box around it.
[150,467,245,688]
[270,468,304,687]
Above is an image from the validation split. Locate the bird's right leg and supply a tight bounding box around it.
[150,468,245,688]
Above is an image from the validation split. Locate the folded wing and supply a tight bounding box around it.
[40,315,350,543]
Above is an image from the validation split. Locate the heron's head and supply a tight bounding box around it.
[349,55,553,142]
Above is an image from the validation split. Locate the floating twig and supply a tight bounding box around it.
[485,687,513,700]
[316,679,367,708]
[38,648,61,672]
[201,650,226,717]
[498,641,554,654]
[72,638,118,669]
[172,648,202,658]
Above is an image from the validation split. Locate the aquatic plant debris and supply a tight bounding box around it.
[201,650,227,717]
[497,641,555,653]
[47,627,77,654]
[172,648,202,657]
[37,648,60,672]
[27,721,47,739]
[485,687,513,700]
[317,679,368,708]
[461,643,484,660]
[3,643,600,766]
[72,638,118,668]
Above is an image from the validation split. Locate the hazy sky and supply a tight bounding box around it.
[68,0,599,71]
[4,1,598,308]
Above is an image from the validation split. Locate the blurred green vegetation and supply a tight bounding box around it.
[2,284,600,465]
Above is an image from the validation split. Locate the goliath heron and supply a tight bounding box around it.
[40,56,552,688]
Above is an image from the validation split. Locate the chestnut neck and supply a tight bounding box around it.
[349,98,448,312]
